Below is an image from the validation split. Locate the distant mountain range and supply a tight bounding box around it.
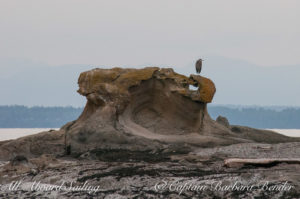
[176,55,300,107]
[0,105,299,128]
[1,55,300,107]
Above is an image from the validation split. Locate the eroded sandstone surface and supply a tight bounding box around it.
[65,67,299,156]
[0,67,299,198]
[0,67,298,160]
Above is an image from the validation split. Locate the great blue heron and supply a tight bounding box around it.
[195,59,203,74]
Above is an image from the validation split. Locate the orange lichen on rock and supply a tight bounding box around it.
[190,75,216,103]
[78,67,159,95]
[197,77,216,103]
[77,67,216,107]
[77,68,121,95]
[115,67,159,92]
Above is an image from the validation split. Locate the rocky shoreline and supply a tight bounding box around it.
[0,67,299,198]
[0,142,299,198]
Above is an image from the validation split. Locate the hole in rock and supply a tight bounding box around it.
[189,84,198,91]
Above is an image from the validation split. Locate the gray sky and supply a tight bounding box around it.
[1,0,299,67]
[0,0,300,106]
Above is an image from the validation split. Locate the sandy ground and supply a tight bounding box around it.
[0,128,299,142]
[0,128,59,141]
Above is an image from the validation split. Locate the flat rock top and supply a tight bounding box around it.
[77,67,216,103]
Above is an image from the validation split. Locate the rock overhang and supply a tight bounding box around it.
[77,67,216,107]
[0,66,298,162]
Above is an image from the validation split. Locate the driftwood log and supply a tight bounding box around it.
[224,158,300,168]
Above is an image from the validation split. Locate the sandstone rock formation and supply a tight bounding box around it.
[216,115,230,128]
[1,67,300,198]
[62,67,298,158]
[0,67,298,161]
[65,67,237,156]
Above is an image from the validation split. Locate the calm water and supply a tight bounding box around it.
[0,128,299,142]
[0,128,59,141]
[267,129,300,137]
